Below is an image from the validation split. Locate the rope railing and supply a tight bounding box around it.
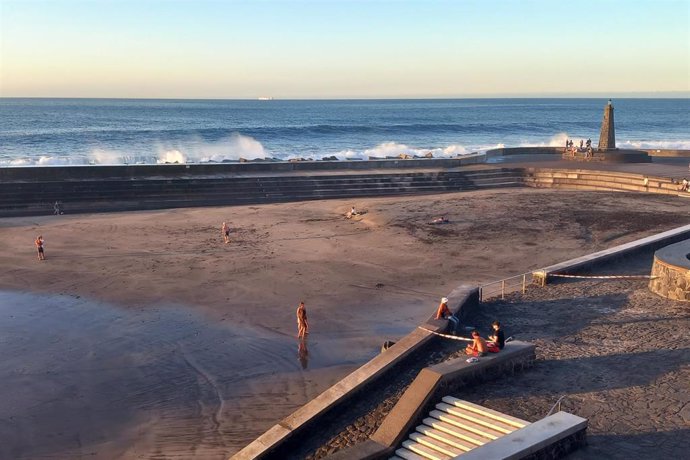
[479,270,654,302]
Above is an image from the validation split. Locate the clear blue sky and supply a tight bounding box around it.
[1,0,688,98]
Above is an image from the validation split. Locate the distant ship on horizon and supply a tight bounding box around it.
[257,96,274,101]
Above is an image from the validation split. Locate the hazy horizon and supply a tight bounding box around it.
[1,91,689,101]
[1,0,688,99]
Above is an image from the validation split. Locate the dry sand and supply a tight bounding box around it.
[0,188,689,459]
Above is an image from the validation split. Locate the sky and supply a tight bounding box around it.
[0,0,688,99]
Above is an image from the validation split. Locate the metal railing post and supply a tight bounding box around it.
[522,274,526,294]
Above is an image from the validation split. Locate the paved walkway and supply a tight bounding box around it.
[458,250,690,459]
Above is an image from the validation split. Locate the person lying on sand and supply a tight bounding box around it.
[346,206,358,219]
[429,215,449,225]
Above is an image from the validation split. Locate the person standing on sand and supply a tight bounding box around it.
[35,235,45,261]
[221,222,230,244]
[296,301,309,338]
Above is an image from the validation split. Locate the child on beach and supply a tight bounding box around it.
[35,235,45,261]
[296,301,309,339]
[221,222,230,244]
[465,330,488,357]
[487,320,505,350]
[435,297,459,333]
[346,206,358,219]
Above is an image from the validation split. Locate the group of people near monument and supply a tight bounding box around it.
[565,138,593,157]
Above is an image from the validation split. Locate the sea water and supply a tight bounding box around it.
[0,98,687,166]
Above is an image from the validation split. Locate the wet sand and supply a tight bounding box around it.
[0,188,689,458]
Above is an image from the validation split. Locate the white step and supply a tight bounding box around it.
[422,418,488,446]
[409,432,464,457]
[415,425,477,452]
[429,410,503,440]
[395,447,427,460]
[436,402,518,434]
[441,397,529,428]
[402,440,453,460]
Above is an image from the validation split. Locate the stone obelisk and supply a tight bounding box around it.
[597,99,616,151]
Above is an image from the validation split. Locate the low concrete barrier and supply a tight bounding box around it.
[0,155,486,182]
[536,223,690,283]
[459,411,587,460]
[327,342,536,459]
[649,239,690,302]
[642,149,690,158]
[231,286,479,459]
[372,342,536,447]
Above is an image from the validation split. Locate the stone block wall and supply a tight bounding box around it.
[649,257,690,302]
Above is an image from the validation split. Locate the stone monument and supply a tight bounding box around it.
[597,99,616,151]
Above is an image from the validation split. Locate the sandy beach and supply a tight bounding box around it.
[1,188,689,459]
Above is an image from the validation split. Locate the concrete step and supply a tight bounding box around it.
[435,403,518,434]
[441,396,529,428]
[415,425,477,452]
[394,447,427,460]
[409,432,464,457]
[428,410,503,440]
[421,418,488,447]
[401,440,453,460]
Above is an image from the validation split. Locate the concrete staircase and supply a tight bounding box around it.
[391,396,529,460]
[522,169,679,195]
[0,169,524,217]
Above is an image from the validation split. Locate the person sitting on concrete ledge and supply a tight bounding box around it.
[465,330,488,357]
[435,297,459,334]
[429,215,449,225]
[487,320,505,350]
[680,179,689,192]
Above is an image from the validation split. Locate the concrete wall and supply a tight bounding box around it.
[0,155,485,182]
[643,149,690,158]
[485,147,563,156]
[230,287,480,460]
[648,240,690,302]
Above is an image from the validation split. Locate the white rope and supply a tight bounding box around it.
[418,326,473,342]
[549,274,658,280]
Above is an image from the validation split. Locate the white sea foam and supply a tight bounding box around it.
[155,133,267,164]
[618,139,690,150]
[329,141,504,161]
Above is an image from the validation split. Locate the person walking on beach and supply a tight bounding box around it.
[35,235,45,261]
[221,222,230,244]
[296,301,309,338]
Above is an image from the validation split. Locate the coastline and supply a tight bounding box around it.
[1,189,689,457]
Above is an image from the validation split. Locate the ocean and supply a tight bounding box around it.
[0,98,687,166]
